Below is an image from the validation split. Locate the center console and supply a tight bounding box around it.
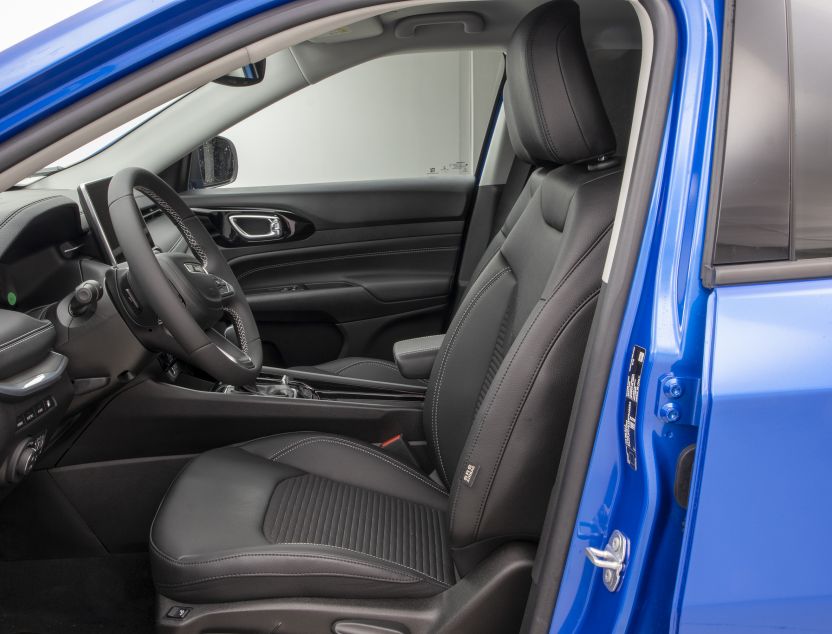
[219,366,425,404]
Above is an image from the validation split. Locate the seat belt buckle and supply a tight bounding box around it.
[379,434,421,471]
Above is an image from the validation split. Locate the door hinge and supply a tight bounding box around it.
[585,530,630,592]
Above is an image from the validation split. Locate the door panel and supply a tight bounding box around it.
[676,282,832,633]
[181,178,470,366]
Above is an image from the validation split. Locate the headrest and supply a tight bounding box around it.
[504,1,616,166]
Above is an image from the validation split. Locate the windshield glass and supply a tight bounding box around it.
[16,98,180,186]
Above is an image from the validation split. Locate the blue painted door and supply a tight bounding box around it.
[674,1,832,631]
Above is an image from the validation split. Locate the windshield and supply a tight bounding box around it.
[16,98,180,186]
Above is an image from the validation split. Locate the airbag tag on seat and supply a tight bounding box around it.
[463,463,479,487]
[624,345,646,470]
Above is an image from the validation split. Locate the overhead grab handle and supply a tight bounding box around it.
[394,12,485,38]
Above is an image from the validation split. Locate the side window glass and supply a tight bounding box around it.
[218,50,504,188]
[713,0,832,266]
[790,0,832,259]
[713,0,791,265]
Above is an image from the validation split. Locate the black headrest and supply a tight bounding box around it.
[504,0,616,166]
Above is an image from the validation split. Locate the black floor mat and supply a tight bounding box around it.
[0,554,154,634]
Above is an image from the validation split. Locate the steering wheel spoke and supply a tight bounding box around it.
[206,328,255,370]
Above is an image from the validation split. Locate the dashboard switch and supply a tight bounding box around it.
[15,396,55,430]
[15,447,36,477]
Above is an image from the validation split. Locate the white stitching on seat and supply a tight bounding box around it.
[267,437,447,495]
[149,542,425,584]
[154,570,421,588]
[0,324,52,352]
[449,221,616,537]
[430,266,511,483]
[251,543,449,585]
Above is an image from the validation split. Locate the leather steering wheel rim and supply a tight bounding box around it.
[108,167,262,385]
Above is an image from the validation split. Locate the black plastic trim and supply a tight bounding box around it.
[703,0,832,287]
[700,0,736,288]
[712,256,832,286]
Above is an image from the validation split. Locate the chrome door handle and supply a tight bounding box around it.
[228,213,283,240]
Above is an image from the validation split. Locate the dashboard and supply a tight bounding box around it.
[78,177,122,265]
[0,184,176,495]
[78,177,160,266]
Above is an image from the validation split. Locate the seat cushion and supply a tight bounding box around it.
[294,356,427,387]
[150,433,453,603]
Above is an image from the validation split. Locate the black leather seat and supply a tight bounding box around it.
[151,433,453,601]
[151,0,623,607]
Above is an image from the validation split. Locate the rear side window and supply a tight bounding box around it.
[218,50,504,188]
[790,0,832,259]
[712,0,832,266]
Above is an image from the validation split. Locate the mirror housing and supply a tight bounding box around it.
[188,136,238,189]
[213,60,266,87]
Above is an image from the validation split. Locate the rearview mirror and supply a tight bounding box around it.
[213,59,266,87]
[188,136,238,189]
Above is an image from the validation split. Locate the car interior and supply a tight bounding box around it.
[0,0,646,632]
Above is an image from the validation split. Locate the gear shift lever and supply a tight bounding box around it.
[239,375,298,398]
[258,375,297,398]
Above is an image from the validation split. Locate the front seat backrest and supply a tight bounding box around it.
[422,0,622,573]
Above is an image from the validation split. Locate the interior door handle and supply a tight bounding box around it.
[228,213,283,240]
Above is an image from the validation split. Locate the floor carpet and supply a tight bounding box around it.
[0,554,154,634]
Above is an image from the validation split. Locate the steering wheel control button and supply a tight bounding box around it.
[184,262,206,274]
[212,276,234,298]
[166,606,191,620]
[123,285,141,312]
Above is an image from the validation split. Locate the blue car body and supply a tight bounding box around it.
[2,0,824,631]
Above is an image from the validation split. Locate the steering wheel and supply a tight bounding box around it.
[108,167,262,385]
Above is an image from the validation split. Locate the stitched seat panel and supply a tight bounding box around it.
[263,474,454,586]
